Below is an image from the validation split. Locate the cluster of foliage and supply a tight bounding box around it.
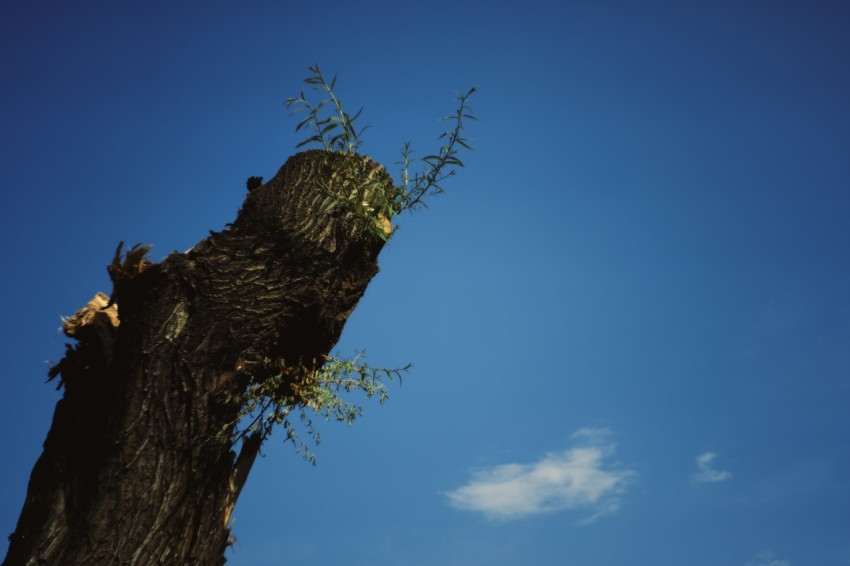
[285,67,370,154]
[315,156,397,241]
[235,354,409,464]
[286,64,476,240]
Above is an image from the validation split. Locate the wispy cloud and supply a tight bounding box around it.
[746,550,790,566]
[691,452,731,485]
[444,427,634,522]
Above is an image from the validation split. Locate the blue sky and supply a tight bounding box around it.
[2,1,849,564]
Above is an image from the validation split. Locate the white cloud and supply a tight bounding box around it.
[691,452,731,485]
[746,550,790,566]
[444,427,634,522]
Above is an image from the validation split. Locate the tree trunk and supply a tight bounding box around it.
[4,150,395,565]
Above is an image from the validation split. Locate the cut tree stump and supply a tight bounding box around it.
[4,150,396,566]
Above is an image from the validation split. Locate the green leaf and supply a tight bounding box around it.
[295,136,322,148]
[295,116,315,132]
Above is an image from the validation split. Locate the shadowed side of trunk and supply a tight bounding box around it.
[4,150,394,565]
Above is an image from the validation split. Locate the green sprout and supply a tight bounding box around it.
[285,64,369,153]
[231,353,409,464]
[285,65,477,223]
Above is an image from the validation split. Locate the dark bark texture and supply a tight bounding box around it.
[4,150,394,565]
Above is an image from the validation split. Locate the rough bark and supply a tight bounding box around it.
[4,149,395,565]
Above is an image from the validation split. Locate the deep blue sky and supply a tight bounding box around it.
[2,1,849,565]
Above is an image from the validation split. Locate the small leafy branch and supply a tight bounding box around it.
[285,65,476,231]
[394,86,477,213]
[286,65,369,153]
[232,353,409,464]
